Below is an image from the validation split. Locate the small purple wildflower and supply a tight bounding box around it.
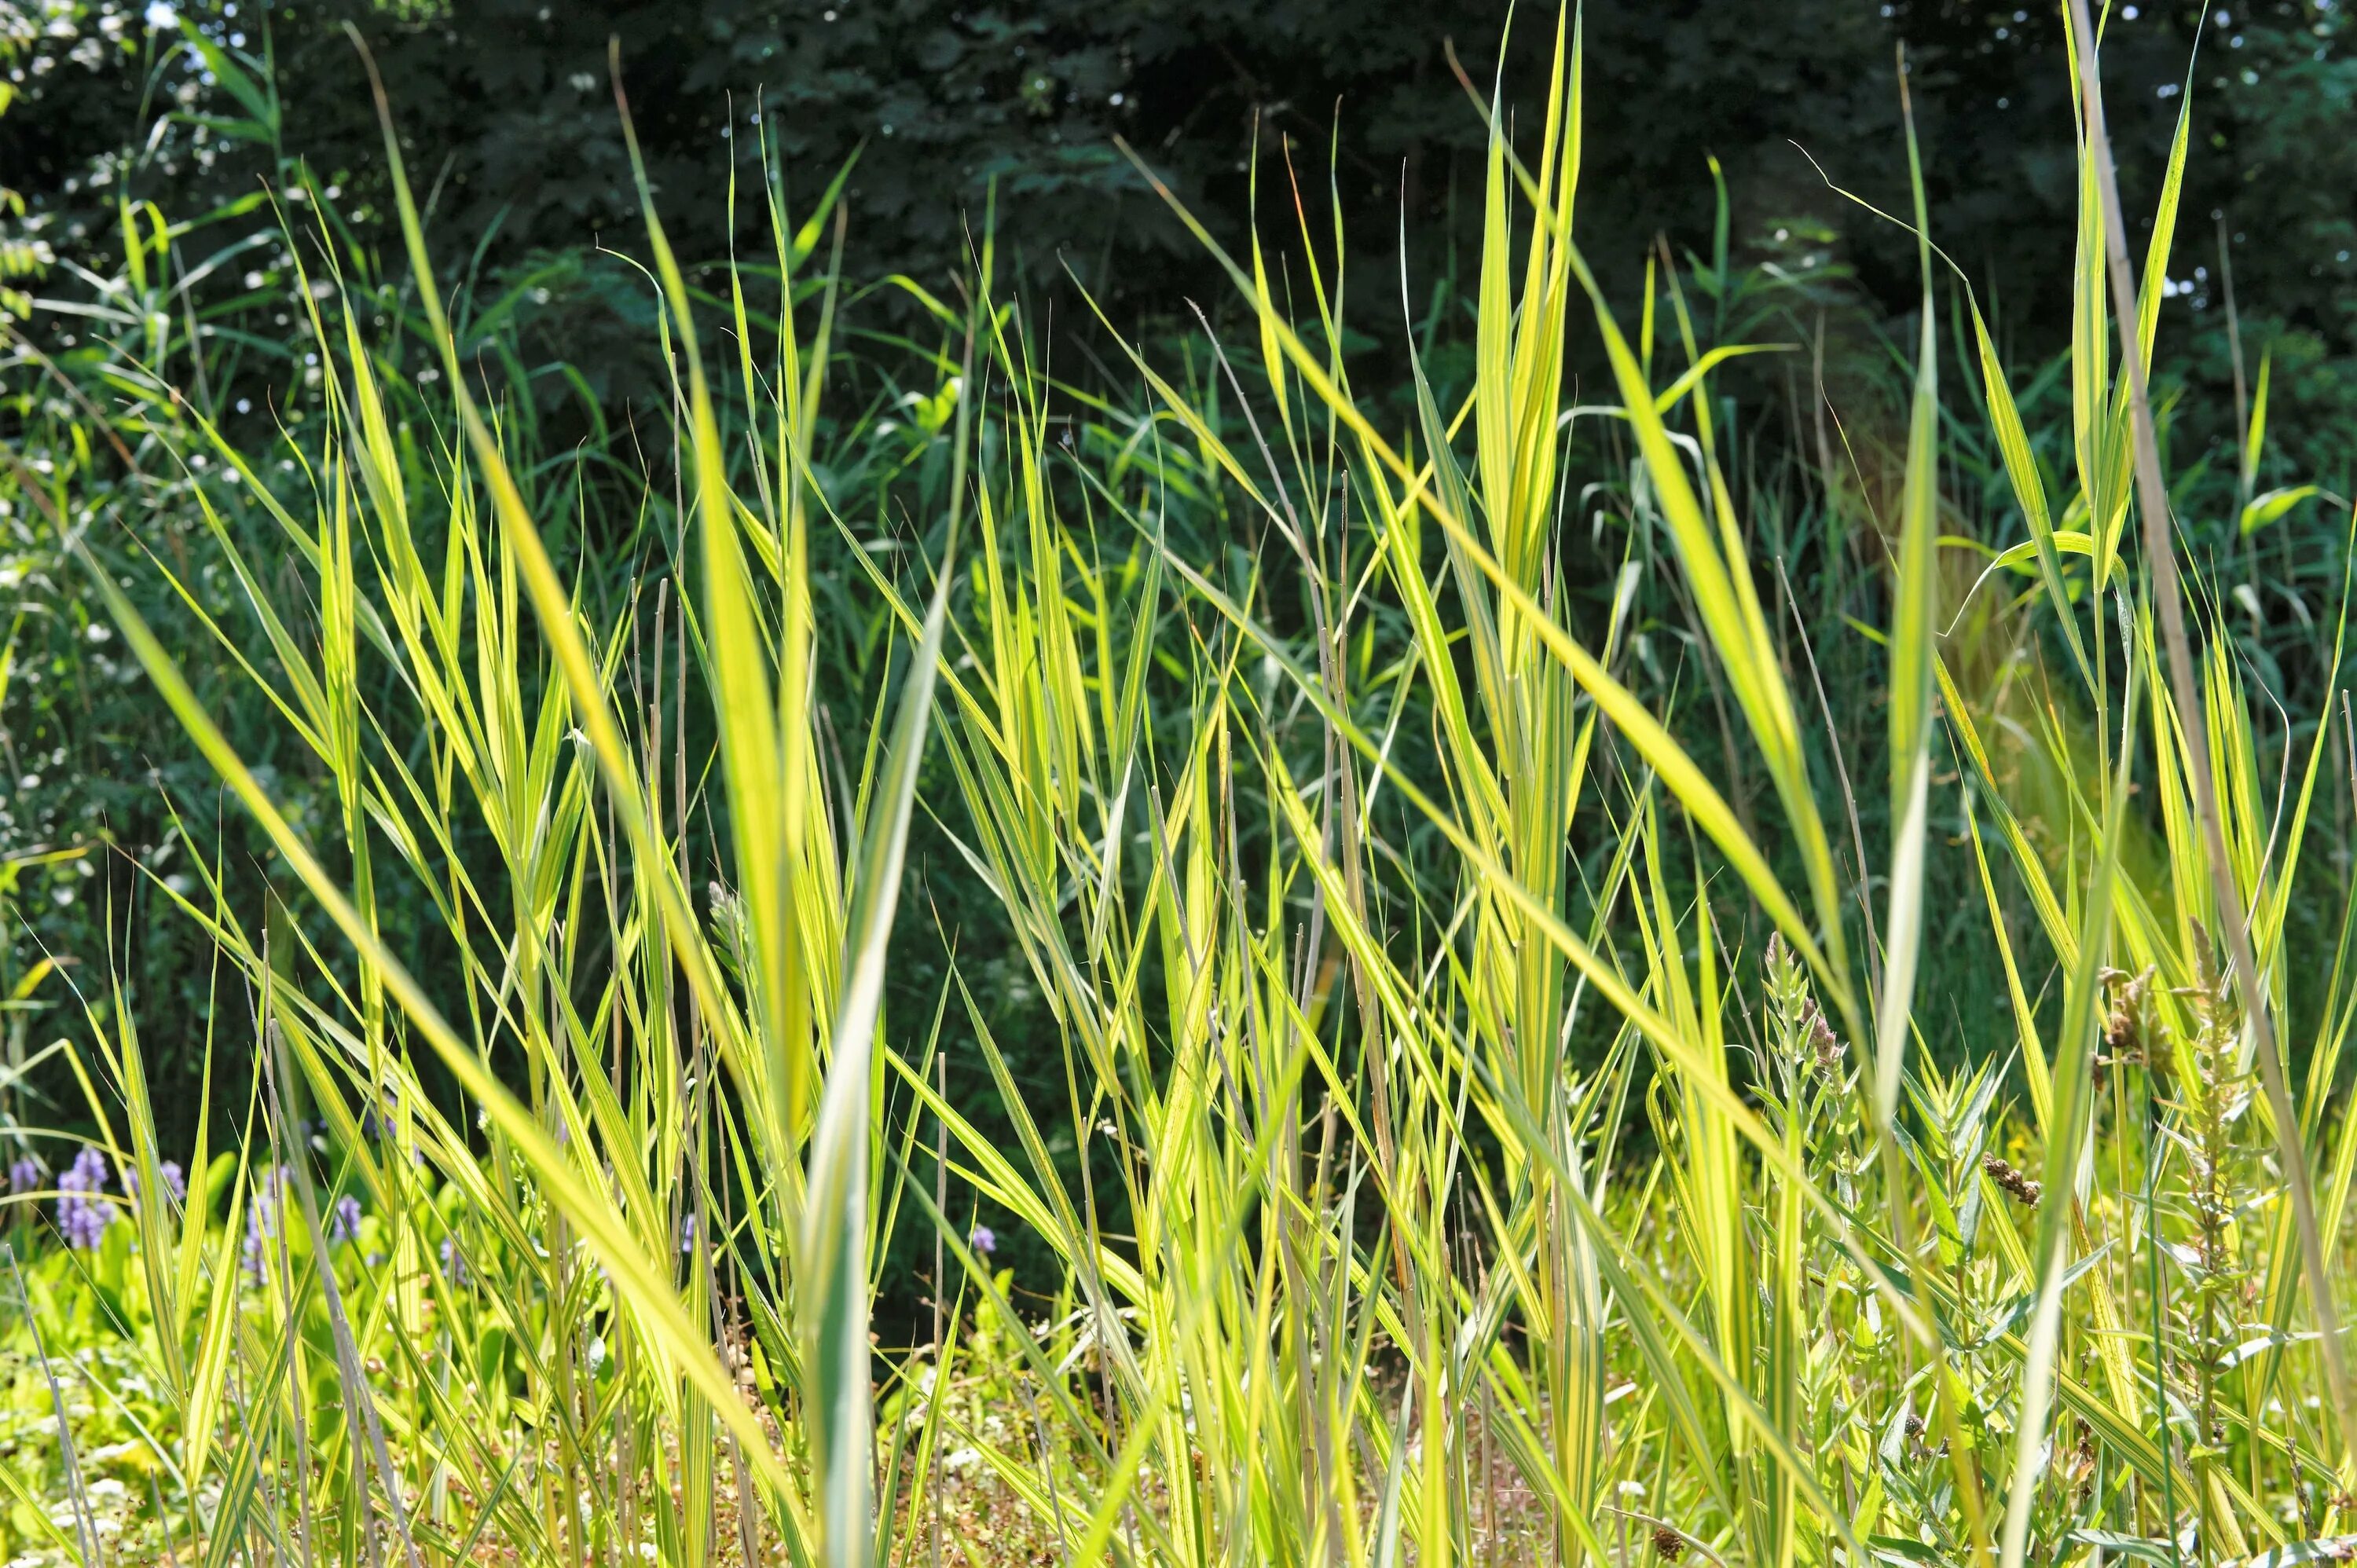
[242,1165,288,1282]
[7,1154,42,1196]
[327,1194,364,1244]
[56,1148,113,1250]
[969,1224,997,1258]
[438,1234,470,1284]
[679,1213,697,1255]
[123,1160,187,1205]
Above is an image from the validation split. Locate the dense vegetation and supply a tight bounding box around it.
[6,2,2357,1566]
[9,0,2357,1130]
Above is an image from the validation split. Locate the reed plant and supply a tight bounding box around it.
[10,6,2357,1567]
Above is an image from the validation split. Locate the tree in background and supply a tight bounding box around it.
[5,2,2351,369]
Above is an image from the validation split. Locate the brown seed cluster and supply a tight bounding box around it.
[1651,1525,1686,1562]
[1983,1152,2042,1208]
[2069,1418,2098,1499]
[2097,965,2155,1090]
[2102,966,2149,1049]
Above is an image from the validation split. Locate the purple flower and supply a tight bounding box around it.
[969,1224,997,1258]
[123,1160,186,1205]
[56,1148,114,1250]
[438,1234,470,1284]
[327,1194,364,1244]
[7,1154,42,1196]
[242,1165,288,1282]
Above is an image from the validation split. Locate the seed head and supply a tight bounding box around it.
[1651,1526,1684,1562]
[1805,1004,1845,1079]
[2103,966,2153,1061]
[1983,1152,2042,1208]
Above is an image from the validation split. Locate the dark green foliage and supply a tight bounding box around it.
[5,2,2351,358]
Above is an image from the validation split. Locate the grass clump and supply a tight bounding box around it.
[8,8,2357,1568]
